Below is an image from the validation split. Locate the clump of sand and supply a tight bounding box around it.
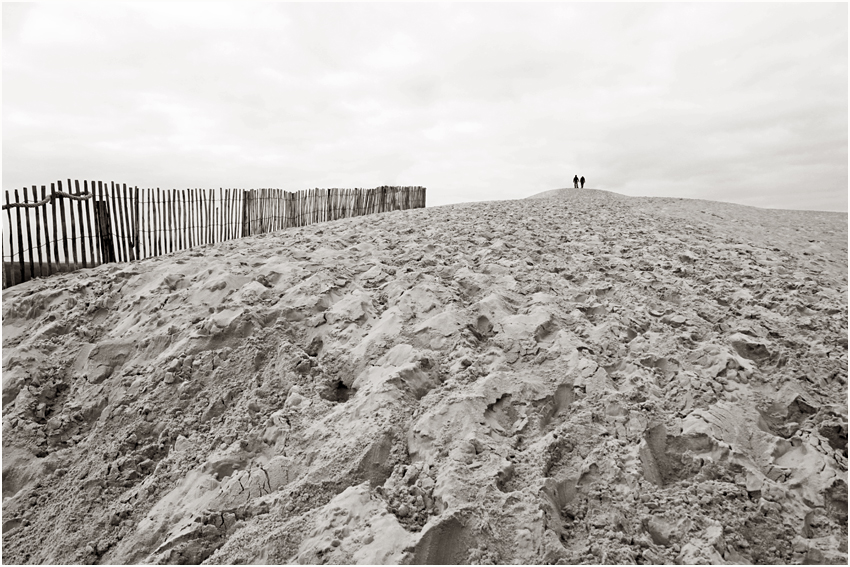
[2,188,847,564]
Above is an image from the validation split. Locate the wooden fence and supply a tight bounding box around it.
[2,182,425,288]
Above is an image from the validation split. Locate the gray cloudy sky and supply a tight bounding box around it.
[3,2,848,211]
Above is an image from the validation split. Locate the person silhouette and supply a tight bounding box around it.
[573,175,579,189]
[580,176,585,188]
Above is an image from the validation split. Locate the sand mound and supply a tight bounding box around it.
[2,191,847,564]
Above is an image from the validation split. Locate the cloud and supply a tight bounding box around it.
[2,2,847,211]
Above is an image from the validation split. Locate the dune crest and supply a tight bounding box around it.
[3,191,847,564]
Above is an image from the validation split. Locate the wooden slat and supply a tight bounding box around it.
[234,188,239,238]
[220,188,226,241]
[74,180,87,268]
[253,189,258,235]
[232,189,238,238]
[93,182,102,262]
[143,188,150,259]
[225,189,230,238]
[248,189,252,234]
[175,189,182,253]
[104,181,114,262]
[158,186,166,256]
[166,187,171,253]
[199,188,205,244]
[214,189,219,241]
[227,189,234,239]
[199,189,206,243]
[170,188,177,253]
[200,188,205,244]
[5,192,15,286]
[196,189,202,243]
[248,189,254,236]
[229,188,233,239]
[99,181,111,262]
[162,189,171,254]
[220,188,227,240]
[289,190,294,228]
[173,189,180,251]
[106,181,116,263]
[179,189,187,250]
[269,188,274,231]
[94,182,104,262]
[232,188,238,238]
[244,190,250,236]
[183,188,188,251]
[224,189,231,240]
[187,189,194,249]
[195,189,201,246]
[40,186,52,276]
[166,189,173,254]
[133,186,140,261]
[161,188,168,255]
[181,189,188,251]
[22,187,35,280]
[152,188,160,257]
[264,188,269,233]
[120,183,132,261]
[261,188,266,233]
[170,189,178,253]
[149,187,155,257]
[136,186,144,260]
[243,189,249,235]
[273,188,277,230]
[150,187,156,257]
[13,189,26,283]
[276,188,282,231]
[32,187,43,277]
[109,182,120,262]
[65,179,78,271]
[200,189,209,244]
[56,181,69,270]
[126,183,135,260]
[107,182,120,262]
[84,181,98,267]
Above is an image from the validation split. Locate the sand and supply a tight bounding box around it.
[2,188,847,564]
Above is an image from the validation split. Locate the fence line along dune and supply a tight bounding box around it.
[1,188,847,564]
[3,183,426,288]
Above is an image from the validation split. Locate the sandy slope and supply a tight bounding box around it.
[2,188,847,564]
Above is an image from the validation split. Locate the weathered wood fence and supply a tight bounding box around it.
[2,182,425,288]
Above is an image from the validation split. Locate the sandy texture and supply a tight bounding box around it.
[2,188,847,564]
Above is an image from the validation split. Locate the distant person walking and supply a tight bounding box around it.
[573,175,579,189]
[580,176,585,188]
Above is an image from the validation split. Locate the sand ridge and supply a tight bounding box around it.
[2,189,847,564]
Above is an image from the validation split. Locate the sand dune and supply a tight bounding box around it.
[2,188,847,564]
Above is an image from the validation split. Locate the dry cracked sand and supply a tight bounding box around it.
[2,188,847,564]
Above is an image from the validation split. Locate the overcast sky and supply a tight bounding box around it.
[3,2,847,211]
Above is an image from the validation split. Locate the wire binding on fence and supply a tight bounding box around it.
[1,191,92,210]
